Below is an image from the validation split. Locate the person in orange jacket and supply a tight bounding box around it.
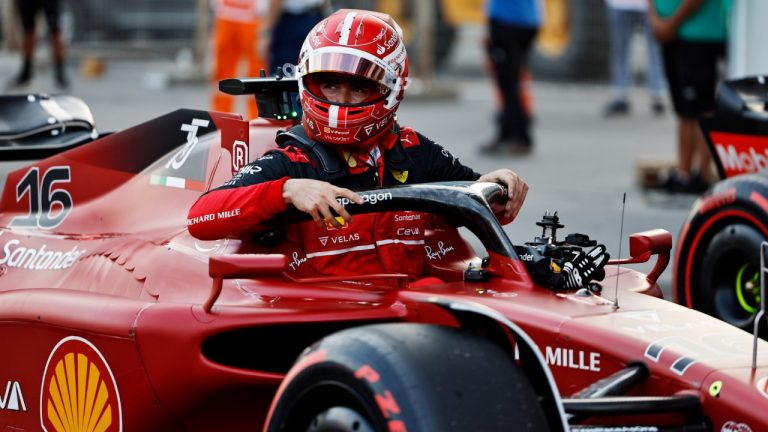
[210,0,266,119]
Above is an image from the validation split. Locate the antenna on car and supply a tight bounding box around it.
[751,241,768,370]
[613,193,626,310]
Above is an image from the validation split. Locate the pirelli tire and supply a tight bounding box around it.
[265,323,549,432]
[675,174,768,332]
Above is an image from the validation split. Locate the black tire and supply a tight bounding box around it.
[531,0,608,81]
[675,174,768,333]
[265,323,549,432]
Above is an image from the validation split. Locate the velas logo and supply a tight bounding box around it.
[40,337,122,432]
[711,132,768,177]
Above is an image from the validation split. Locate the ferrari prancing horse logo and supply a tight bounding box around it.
[40,336,122,432]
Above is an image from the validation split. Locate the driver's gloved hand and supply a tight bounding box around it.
[560,244,609,289]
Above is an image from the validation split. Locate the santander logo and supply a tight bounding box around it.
[712,132,768,177]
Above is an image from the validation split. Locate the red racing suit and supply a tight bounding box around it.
[187,124,480,279]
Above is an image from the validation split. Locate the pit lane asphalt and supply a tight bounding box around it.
[0,50,692,300]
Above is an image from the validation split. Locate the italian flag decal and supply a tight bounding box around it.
[150,175,204,191]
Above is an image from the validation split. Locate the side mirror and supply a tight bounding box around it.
[204,254,288,313]
[609,229,672,285]
[629,229,672,260]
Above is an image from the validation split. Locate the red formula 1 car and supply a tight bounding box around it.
[1,78,768,432]
[675,77,768,335]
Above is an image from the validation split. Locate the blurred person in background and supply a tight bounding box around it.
[480,0,540,156]
[603,0,666,117]
[258,0,326,74]
[11,0,68,89]
[210,0,267,119]
[649,0,727,194]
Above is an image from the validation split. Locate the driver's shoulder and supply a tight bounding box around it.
[268,146,314,165]
[399,126,424,149]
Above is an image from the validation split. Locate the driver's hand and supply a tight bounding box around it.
[282,179,363,228]
[257,33,270,61]
[649,14,676,44]
[561,244,609,289]
[477,169,528,223]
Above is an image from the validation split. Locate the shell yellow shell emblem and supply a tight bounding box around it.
[41,337,122,432]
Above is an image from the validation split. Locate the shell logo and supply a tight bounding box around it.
[40,336,122,432]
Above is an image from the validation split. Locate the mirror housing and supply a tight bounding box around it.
[609,229,672,285]
[204,254,288,313]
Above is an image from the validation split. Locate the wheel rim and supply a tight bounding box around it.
[283,381,381,432]
[307,406,375,432]
[709,252,759,328]
[735,263,760,314]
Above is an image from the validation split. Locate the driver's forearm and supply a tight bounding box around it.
[664,0,705,29]
[187,177,289,240]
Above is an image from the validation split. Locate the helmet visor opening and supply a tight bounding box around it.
[304,72,390,107]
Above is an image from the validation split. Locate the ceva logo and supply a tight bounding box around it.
[711,132,768,177]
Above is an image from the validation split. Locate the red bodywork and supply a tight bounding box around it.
[2,109,768,431]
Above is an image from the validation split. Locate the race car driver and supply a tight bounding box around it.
[187,9,605,287]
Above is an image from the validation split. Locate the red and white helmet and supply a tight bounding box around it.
[296,9,409,147]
